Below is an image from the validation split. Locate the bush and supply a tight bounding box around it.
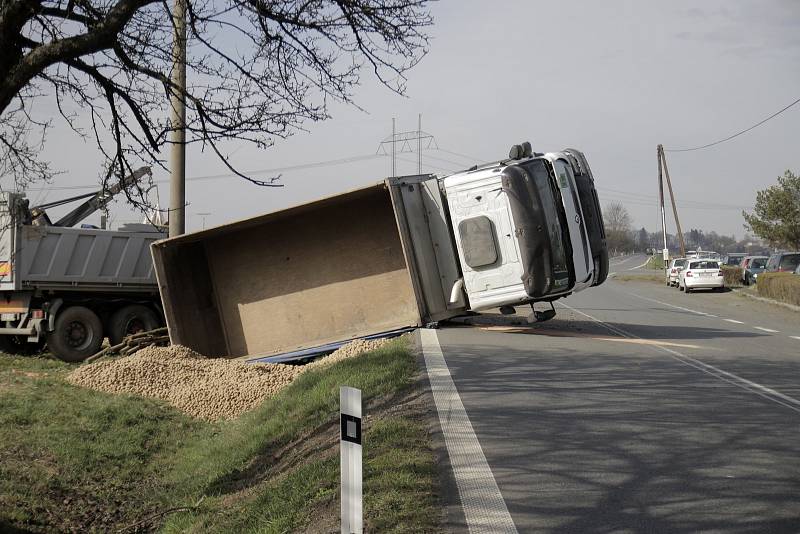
[721,266,743,287]
[757,272,800,307]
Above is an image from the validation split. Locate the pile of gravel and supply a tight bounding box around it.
[305,338,390,371]
[66,338,391,421]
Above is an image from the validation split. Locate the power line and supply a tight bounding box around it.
[665,95,800,153]
[435,147,487,162]
[596,186,751,209]
[20,153,385,192]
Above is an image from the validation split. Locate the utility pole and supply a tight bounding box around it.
[657,146,668,274]
[168,0,187,238]
[391,118,396,178]
[417,114,422,174]
[196,212,211,230]
[658,145,687,257]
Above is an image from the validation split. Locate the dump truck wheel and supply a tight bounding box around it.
[109,305,160,346]
[47,306,104,362]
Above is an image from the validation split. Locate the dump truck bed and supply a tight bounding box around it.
[151,180,465,359]
[0,224,161,293]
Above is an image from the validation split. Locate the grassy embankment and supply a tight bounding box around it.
[0,338,439,533]
[610,255,666,283]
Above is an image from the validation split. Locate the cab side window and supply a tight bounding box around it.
[458,216,498,268]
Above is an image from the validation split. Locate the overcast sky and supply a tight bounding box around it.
[20,0,800,238]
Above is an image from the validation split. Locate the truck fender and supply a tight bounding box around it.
[46,298,64,333]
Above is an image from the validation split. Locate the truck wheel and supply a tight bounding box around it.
[109,305,160,346]
[47,306,104,363]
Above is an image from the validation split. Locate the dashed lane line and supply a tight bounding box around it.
[617,289,796,337]
[420,328,518,534]
[559,302,800,415]
[791,336,800,341]
[621,290,719,318]
[755,327,780,333]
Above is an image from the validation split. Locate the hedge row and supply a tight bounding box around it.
[721,266,743,288]
[757,272,800,307]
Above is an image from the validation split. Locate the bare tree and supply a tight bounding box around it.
[604,201,633,254]
[0,0,433,204]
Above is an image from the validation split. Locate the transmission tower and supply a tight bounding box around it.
[377,115,438,177]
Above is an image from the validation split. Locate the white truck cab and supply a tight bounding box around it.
[442,144,607,312]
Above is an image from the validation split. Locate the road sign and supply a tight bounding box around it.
[341,386,362,534]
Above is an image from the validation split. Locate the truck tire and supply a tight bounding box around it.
[108,305,160,346]
[47,306,104,362]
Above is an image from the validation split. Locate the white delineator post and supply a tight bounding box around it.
[340,386,363,534]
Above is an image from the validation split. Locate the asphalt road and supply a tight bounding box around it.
[609,254,652,272]
[432,278,800,533]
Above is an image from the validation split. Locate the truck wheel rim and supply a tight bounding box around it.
[66,321,92,350]
[125,318,146,337]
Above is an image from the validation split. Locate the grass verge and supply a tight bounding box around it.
[0,337,439,533]
[644,255,665,270]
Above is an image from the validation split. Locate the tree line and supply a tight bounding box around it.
[604,170,800,256]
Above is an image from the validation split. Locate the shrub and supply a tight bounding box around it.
[757,272,800,307]
[721,266,743,287]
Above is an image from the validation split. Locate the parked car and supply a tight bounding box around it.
[667,258,687,286]
[678,259,724,293]
[741,256,768,285]
[723,253,747,266]
[765,252,800,273]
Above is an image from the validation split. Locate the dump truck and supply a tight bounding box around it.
[0,168,166,361]
[152,143,608,360]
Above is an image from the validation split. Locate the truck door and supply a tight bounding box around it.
[443,171,529,310]
[547,157,594,289]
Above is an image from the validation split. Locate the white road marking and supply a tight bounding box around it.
[623,291,712,317]
[627,259,651,271]
[559,303,800,414]
[420,328,518,534]
[791,336,800,341]
[755,327,779,333]
[610,255,638,266]
[724,319,745,324]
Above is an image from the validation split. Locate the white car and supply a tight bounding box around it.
[678,259,724,293]
[667,258,687,286]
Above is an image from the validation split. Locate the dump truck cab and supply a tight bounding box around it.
[443,152,597,311]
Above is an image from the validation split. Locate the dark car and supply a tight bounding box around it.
[741,255,768,285]
[723,253,747,266]
[765,252,800,274]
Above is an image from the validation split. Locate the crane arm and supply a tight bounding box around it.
[48,167,152,228]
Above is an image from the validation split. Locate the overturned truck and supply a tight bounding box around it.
[152,145,608,359]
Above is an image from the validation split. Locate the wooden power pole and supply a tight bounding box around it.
[657,145,686,257]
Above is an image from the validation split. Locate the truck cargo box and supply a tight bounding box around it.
[0,223,161,293]
[151,180,465,358]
